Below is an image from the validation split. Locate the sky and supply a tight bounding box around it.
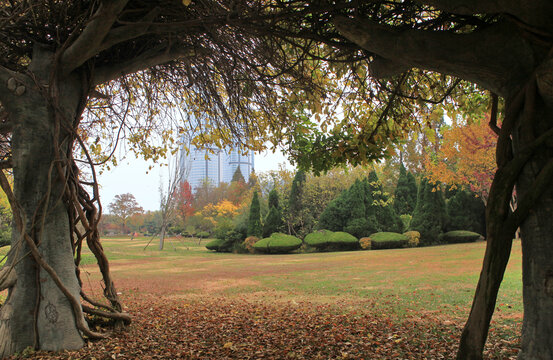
[97,148,293,212]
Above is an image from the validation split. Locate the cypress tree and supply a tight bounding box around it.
[247,191,262,237]
[263,189,284,237]
[410,177,447,245]
[394,163,418,215]
[287,170,306,235]
[446,189,486,235]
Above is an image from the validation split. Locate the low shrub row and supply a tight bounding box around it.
[207,229,482,254]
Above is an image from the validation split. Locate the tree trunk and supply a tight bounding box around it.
[515,99,553,359]
[0,51,86,356]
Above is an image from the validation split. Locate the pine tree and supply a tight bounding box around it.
[247,191,262,237]
[231,166,245,183]
[263,189,284,237]
[394,163,418,215]
[410,177,447,245]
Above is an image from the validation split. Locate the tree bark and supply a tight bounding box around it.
[515,102,553,360]
[0,52,86,356]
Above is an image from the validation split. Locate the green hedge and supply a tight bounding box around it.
[253,233,302,254]
[304,230,358,251]
[440,230,482,244]
[304,230,334,249]
[369,232,409,250]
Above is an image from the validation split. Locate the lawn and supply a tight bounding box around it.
[5,237,522,359]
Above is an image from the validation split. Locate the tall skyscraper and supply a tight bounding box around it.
[179,140,254,192]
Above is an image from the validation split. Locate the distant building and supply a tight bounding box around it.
[179,140,254,192]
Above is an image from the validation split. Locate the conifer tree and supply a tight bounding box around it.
[394,163,418,215]
[410,178,447,245]
[446,189,486,235]
[263,189,284,237]
[247,191,262,237]
[287,170,306,235]
[368,171,403,233]
[231,166,245,183]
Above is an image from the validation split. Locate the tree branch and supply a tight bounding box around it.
[369,56,409,79]
[60,0,130,75]
[332,17,533,96]
[92,46,199,86]
[97,7,161,53]
[414,0,553,33]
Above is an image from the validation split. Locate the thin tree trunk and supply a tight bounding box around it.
[159,225,166,251]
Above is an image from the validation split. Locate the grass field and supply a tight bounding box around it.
[81,236,523,323]
[3,237,523,359]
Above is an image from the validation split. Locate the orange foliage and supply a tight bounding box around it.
[425,118,497,201]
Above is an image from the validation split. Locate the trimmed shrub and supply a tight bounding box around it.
[330,231,359,250]
[359,237,372,250]
[403,231,420,248]
[253,233,302,254]
[304,230,334,249]
[304,230,358,251]
[369,232,409,250]
[243,236,260,254]
[440,230,482,244]
[205,238,225,251]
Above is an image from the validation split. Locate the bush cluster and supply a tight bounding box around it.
[403,231,420,248]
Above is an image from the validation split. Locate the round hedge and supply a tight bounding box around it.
[253,233,302,254]
[369,232,409,250]
[440,230,482,244]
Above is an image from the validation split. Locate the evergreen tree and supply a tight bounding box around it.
[368,171,403,233]
[393,163,418,215]
[317,192,349,231]
[410,178,447,245]
[263,189,284,237]
[247,191,262,237]
[287,170,306,235]
[231,166,245,183]
[344,179,376,238]
[446,189,486,235]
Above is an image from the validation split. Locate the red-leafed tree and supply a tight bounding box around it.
[174,181,195,223]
